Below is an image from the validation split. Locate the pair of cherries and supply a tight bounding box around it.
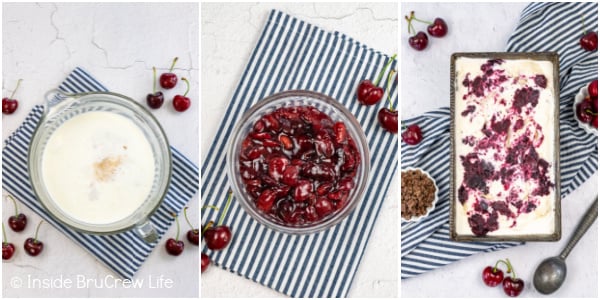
[2,79,22,115]
[405,11,448,51]
[3,195,45,260]
[201,192,234,273]
[147,57,191,112]
[165,207,200,256]
[482,258,525,297]
[356,54,398,134]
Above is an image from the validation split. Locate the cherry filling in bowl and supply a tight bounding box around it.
[239,105,360,226]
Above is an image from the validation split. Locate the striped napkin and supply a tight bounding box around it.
[201,10,397,297]
[401,2,598,279]
[2,67,199,279]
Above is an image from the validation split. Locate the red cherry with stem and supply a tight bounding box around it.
[159,57,179,89]
[24,220,44,256]
[576,101,595,123]
[6,194,27,232]
[405,12,428,51]
[165,213,184,256]
[204,191,233,251]
[378,69,398,133]
[501,259,524,297]
[427,18,448,37]
[580,16,598,51]
[183,207,199,246]
[2,224,15,260]
[589,79,598,98]
[201,253,210,273]
[173,77,191,112]
[482,259,511,287]
[356,54,397,105]
[147,67,164,109]
[410,12,448,38]
[401,124,423,145]
[2,79,22,115]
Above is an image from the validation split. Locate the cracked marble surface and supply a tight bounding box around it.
[2,3,198,297]
[401,3,597,298]
[201,2,398,298]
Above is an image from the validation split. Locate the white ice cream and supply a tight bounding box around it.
[454,57,556,236]
[41,111,156,225]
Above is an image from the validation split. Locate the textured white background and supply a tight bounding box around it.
[401,2,598,298]
[201,2,398,298]
[2,3,199,297]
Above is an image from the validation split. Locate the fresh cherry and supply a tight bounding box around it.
[24,220,44,256]
[576,100,595,123]
[427,18,448,37]
[147,67,164,109]
[482,266,504,287]
[356,54,396,105]
[401,124,423,145]
[165,213,184,256]
[159,57,179,89]
[503,277,525,297]
[589,80,598,98]
[593,116,598,128]
[201,253,210,273]
[2,79,22,115]
[173,77,191,112]
[6,194,27,232]
[378,69,398,133]
[2,225,15,260]
[204,191,233,251]
[580,31,598,51]
[183,207,199,246]
[409,31,429,51]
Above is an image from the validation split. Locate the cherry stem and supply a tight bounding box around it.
[202,221,214,235]
[171,213,181,241]
[33,220,44,243]
[217,191,233,226]
[6,194,19,216]
[183,207,196,231]
[9,79,22,99]
[586,109,597,116]
[152,67,157,93]
[385,69,397,111]
[181,77,190,97]
[2,224,7,244]
[201,205,219,211]
[411,15,433,25]
[169,57,178,72]
[374,54,397,86]
[581,15,587,35]
[505,258,517,279]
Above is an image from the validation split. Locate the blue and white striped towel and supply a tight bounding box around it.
[201,10,397,297]
[2,67,199,279]
[401,2,598,279]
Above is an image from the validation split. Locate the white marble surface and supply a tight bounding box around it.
[2,3,199,297]
[201,2,398,298]
[401,3,598,298]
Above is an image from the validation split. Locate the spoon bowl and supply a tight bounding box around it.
[533,256,566,294]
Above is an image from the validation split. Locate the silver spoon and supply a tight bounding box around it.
[533,197,598,295]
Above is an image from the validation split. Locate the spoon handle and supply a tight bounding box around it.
[559,197,598,260]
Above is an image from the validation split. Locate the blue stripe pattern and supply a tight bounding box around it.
[2,67,199,279]
[201,10,397,297]
[401,2,598,279]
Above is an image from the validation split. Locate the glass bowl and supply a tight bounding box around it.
[226,90,370,235]
[28,90,172,242]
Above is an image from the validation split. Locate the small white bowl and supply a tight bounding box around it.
[401,167,439,223]
[572,84,597,135]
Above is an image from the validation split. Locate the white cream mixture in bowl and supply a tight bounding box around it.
[28,90,171,242]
